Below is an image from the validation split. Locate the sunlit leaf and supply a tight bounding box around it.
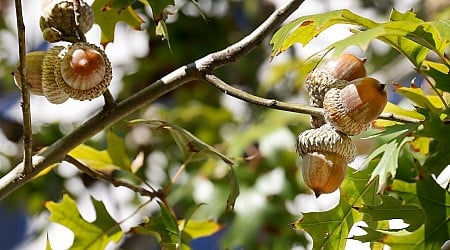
[46,194,123,250]
[410,137,429,155]
[92,0,144,45]
[291,167,381,250]
[270,9,375,58]
[68,144,119,172]
[396,87,444,114]
[180,219,222,239]
[361,137,412,193]
[107,129,131,170]
[130,151,145,173]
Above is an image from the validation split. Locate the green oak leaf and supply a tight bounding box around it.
[291,167,381,250]
[92,0,144,45]
[376,178,450,249]
[357,195,425,233]
[46,194,123,250]
[69,144,120,172]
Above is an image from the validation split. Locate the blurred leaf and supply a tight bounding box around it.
[396,87,444,114]
[46,194,123,249]
[130,151,145,173]
[68,144,119,172]
[92,0,144,45]
[363,122,417,140]
[226,166,239,211]
[362,137,412,193]
[291,167,381,250]
[180,219,222,239]
[107,129,131,170]
[156,20,171,49]
[141,0,174,20]
[357,195,425,233]
[410,137,429,155]
[129,119,234,165]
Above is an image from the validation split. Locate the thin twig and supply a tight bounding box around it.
[204,74,423,124]
[0,0,305,199]
[15,0,33,174]
[419,70,448,109]
[65,155,165,199]
[204,74,324,117]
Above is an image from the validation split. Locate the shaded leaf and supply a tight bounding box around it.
[421,61,450,92]
[132,201,179,245]
[357,195,425,233]
[92,0,144,45]
[46,194,123,250]
[226,166,239,211]
[380,178,450,249]
[69,144,119,172]
[291,167,381,250]
[107,129,131,170]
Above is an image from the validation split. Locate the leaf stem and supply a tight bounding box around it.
[15,0,33,174]
[164,153,194,195]
[65,155,165,199]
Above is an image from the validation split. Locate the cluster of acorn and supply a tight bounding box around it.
[13,0,112,104]
[297,54,387,197]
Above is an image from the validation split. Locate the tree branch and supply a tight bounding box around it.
[204,74,423,124]
[15,0,33,174]
[65,155,163,199]
[0,0,305,200]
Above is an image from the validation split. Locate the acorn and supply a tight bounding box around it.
[40,0,94,42]
[13,51,46,96]
[297,124,357,197]
[13,42,112,104]
[305,54,367,127]
[323,77,388,136]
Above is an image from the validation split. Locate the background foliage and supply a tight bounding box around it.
[0,0,449,249]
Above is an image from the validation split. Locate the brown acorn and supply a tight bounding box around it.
[297,124,357,197]
[305,54,367,128]
[323,77,388,135]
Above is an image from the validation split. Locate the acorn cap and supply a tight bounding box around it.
[42,46,70,104]
[55,42,112,100]
[323,77,387,136]
[297,124,357,163]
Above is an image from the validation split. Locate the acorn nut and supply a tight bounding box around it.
[40,0,94,42]
[297,124,357,197]
[323,77,388,136]
[305,54,367,128]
